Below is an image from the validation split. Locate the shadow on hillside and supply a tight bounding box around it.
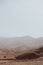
[15,47,43,60]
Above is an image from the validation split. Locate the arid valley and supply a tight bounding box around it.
[0,36,43,65]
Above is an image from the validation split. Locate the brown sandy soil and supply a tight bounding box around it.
[0,37,43,65]
[0,47,43,65]
[0,46,43,65]
[0,60,43,65]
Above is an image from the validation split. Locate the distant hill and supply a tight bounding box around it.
[0,36,43,50]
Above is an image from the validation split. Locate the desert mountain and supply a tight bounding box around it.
[0,36,43,50]
[0,36,35,49]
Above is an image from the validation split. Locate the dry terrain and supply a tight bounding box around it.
[0,60,43,65]
[0,36,43,65]
[0,47,43,65]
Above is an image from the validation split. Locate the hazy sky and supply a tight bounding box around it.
[0,0,43,38]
